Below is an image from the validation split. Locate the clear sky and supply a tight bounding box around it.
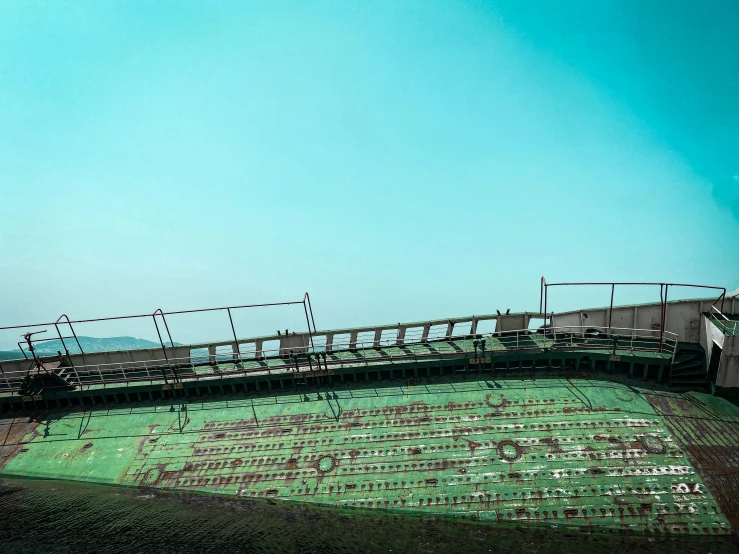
[1,1,737,347]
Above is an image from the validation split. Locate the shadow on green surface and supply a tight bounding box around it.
[0,478,736,554]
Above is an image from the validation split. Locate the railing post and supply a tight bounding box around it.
[226,308,241,363]
[543,280,549,337]
[0,362,12,392]
[303,294,317,354]
[397,325,406,346]
[55,315,85,356]
[608,284,614,332]
[152,314,172,370]
[658,285,669,353]
[421,323,431,342]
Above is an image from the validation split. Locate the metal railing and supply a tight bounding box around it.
[0,325,678,395]
[710,306,738,337]
[540,278,726,351]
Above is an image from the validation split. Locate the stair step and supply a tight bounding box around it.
[672,364,705,371]
[671,377,709,385]
[670,367,705,376]
[56,368,79,384]
[671,385,711,393]
[673,356,702,363]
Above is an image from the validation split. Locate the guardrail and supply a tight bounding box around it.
[0,325,678,395]
[710,306,739,337]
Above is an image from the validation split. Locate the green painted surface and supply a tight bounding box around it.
[1,376,734,536]
[711,315,739,336]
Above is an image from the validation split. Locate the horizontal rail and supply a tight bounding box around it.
[711,305,730,322]
[0,300,307,332]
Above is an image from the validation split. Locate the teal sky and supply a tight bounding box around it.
[1,1,737,346]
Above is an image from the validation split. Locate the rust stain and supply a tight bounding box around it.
[0,417,41,471]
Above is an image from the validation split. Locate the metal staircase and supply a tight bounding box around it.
[669,344,709,391]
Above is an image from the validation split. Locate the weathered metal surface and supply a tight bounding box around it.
[645,391,739,531]
[1,376,735,536]
[0,416,41,471]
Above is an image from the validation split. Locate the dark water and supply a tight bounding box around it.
[0,479,736,554]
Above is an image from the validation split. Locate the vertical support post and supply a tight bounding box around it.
[0,362,12,392]
[661,285,669,353]
[303,294,316,354]
[608,284,615,335]
[54,323,67,355]
[658,285,664,353]
[152,315,171,369]
[397,325,407,346]
[55,315,84,355]
[540,276,544,314]
[153,310,177,382]
[227,308,241,363]
[543,283,548,337]
[153,310,175,356]
[421,323,431,342]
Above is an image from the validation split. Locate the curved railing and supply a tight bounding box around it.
[0,325,678,395]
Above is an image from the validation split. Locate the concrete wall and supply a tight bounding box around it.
[552,298,729,343]
[716,335,739,388]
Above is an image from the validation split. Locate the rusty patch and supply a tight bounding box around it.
[539,437,562,452]
[139,467,161,486]
[485,393,506,408]
[285,458,299,470]
[614,389,636,402]
[315,455,337,473]
[645,391,739,532]
[0,417,42,471]
[497,440,522,463]
[640,436,666,454]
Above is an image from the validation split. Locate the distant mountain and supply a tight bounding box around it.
[0,336,181,360]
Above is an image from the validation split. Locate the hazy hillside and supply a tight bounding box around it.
[0,336,180,360]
